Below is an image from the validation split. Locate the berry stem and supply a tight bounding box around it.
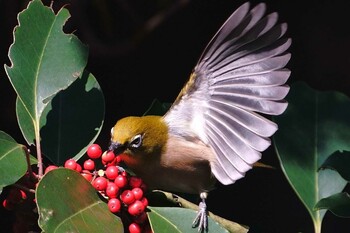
[12,183,36,194]
[23,146,38,182]
[34,124,44,178]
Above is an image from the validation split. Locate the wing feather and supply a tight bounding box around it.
[163,2,291,185]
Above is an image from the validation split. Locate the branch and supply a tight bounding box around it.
[151,190,249,233]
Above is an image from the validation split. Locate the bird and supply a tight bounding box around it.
[109,1,291,231]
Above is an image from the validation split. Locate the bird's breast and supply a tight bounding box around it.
[122,136,217,194]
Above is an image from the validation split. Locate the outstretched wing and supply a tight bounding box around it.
[163,2,291,185]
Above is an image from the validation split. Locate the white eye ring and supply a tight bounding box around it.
[130,134,143,148]
[110,127,114,137]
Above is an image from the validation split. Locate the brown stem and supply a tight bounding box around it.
[23,146,38,183]
[12,183,36,194]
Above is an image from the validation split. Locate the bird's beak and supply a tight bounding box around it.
[108,141,125,155]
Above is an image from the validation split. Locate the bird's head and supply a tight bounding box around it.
[109,115,168,159]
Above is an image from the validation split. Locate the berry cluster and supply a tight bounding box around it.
[59,144,151,233]
[1,170,39,232]
[2,186,28,211]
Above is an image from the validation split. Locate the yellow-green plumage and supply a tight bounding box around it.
[112,115,168,155]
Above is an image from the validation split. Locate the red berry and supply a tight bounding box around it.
[129,223,141,233]
[114,174,128,188]
[92,176,108,191]
[120,190,135,205]
[81,170,93,182]
[121,171,128,177]
[7,188,23,203]
[134,211,148,224]
[75,163,82,173]
[114,155,122,164]
[106,182,119,198]
[108,198,121,213]
[87,144,102,159]
[140,183,147,192]
[64,159,77,170]
[101,151,115,163]
[132,187,143,200]
[140,197,148,208]
[105,166,119,180]
[129,176,143,188]
[2,199,14,210]
[44,165,58,174]
[128,200,145,216]
[83,159,95,170]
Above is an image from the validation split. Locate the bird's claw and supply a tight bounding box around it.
[192,200,208,232]
[116,165,125,173]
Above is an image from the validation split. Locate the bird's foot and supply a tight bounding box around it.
[116,165,125,173]
[192,192,208,232]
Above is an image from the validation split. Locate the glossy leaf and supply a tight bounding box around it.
[5,0,88,145]
[274,81,350,233]
[320,150,350,181]
[39,71,104,165]
[315,192,350,217]
[36,168,123,232]
[148,206,229,233]
[0,131,27,190]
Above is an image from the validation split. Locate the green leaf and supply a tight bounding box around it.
[36,168,123,232]
[148,206,229,233]
[0,131,27,190]
[5,0,88,145]
[320,150,350,181]
[274,81,350,233]
[315,192,350,217]
[39,71,105,165]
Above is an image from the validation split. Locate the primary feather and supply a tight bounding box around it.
[163,2,291,185]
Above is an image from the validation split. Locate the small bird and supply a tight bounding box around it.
[109,1,291,231]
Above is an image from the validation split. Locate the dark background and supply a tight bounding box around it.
[1,0,350,232]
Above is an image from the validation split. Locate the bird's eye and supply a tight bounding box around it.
[110,127,114,137]
[129,134,143,148]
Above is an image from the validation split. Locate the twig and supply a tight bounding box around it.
[152,190,249,233]
[23,146,38,183]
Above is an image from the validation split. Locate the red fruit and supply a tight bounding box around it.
[132,187,143,200]
[129,223,141,233]
[105,166,119,180]
[87,144,102,159]
[128,200,145,216]
[19,189,27,200]
[114,155,122,164]
[121,171,128,177]
[81,170,93,182]
[64,159,77,170]
[83,159,95,170]
[140,183,147,192]
[44,165,58,174]
[129,176,142,188]
[106,182,119,198]
[108,198,121,213]
[140,197,148,208]
[101,151,115,163]
[2,199,14,210]
[134,211,148,224]
[92,176,108,191]
[120,190,135,205]
[114,174,128,188]
[7,188,23,203]
[75,163,82,173]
